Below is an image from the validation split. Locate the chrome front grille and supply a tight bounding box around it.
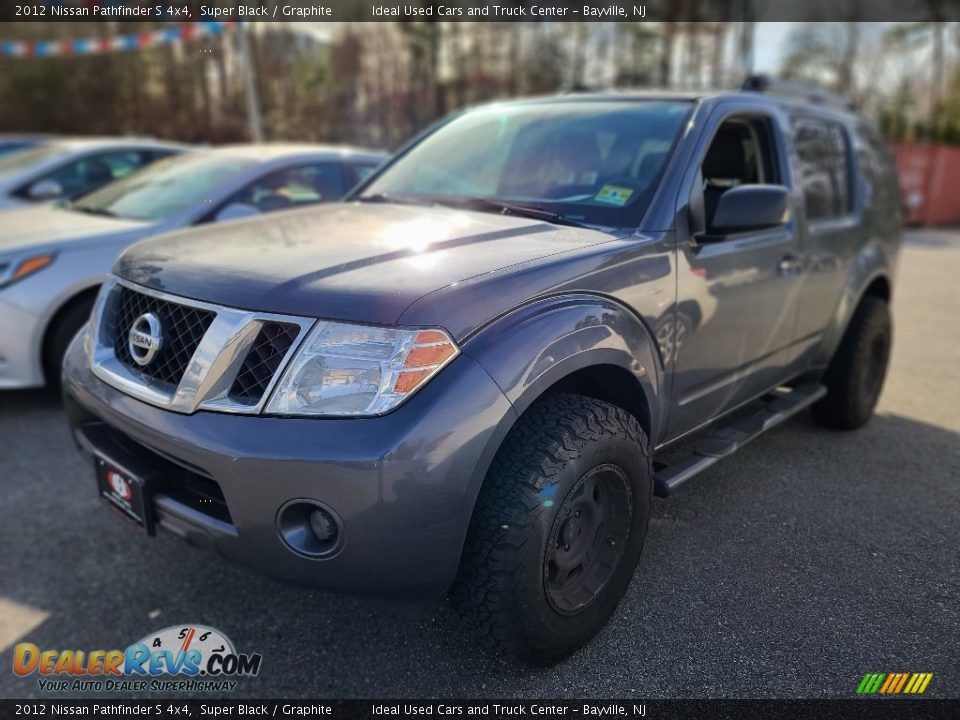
[228,322,301,405]
[112,286,216,388]
[89,277,313,415]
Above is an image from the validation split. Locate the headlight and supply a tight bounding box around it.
[0,253,56,288]
[265,322,459,417]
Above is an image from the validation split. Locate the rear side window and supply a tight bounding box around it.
[229,163,345,213]
[792,118,853,221]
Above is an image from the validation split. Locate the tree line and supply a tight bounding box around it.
[1,21,958,148]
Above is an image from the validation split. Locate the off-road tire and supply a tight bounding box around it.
[453,394,651,666]
[812,296,892,430]
[43,296,95,389]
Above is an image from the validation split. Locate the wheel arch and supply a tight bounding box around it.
[819,236,895,365]
[40,284,101,382]
[463,292,665,453]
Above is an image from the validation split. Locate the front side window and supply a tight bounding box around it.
[699,117,778,232]
[360,100,693,228]
[33,151,156,198]
[348,162,380,188]
[69,152,254,221]
[228,163,345,213]
[793,118,853,221]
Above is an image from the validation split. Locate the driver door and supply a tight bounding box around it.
[666,107,804,438]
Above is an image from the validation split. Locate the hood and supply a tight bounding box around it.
[115,203,617,329]
[0,205,151,255]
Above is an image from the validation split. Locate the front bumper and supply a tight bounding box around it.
[0,294,45,388]
[63,330,516,598]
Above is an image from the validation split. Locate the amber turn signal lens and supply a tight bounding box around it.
[12,254,55,281]
[404,343,457,368]
[414,330,449,344]
[389,329,458,396]
[393,369,433,393]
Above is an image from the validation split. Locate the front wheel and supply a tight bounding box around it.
[813,296,892,430]
[453,394,651,665]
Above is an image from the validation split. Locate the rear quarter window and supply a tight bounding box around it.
[854,122,900,215]
[792,117,854,222]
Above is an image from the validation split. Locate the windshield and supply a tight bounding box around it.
[360,100,692,228]
[0,143,64,178]
[70,152,255,221]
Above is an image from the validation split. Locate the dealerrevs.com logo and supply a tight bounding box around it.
[13,625,262,693]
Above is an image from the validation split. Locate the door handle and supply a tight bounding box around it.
[778,255,801,275]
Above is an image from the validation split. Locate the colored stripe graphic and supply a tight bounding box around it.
[858,672,932,695]
[857,673,886,694]
[0,22,236,58]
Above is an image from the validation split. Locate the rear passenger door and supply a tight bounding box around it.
[667,106,803,437]
[789,116,860,355]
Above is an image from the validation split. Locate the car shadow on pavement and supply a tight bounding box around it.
[0,387,63,412]
[0,397,957,699]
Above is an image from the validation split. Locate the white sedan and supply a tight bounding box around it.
[0,144,387,388]
[0,137,188,211]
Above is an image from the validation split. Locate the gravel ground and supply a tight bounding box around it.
[1,229,958,699]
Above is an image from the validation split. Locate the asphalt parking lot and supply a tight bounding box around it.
[1,229,958,700]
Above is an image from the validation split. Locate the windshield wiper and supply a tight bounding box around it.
[431,196,589,228]
[70,205,117,217]
[356,193,429,206]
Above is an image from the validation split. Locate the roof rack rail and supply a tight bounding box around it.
[742,74,856,112]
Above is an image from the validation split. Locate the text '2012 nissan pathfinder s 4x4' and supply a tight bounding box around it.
[64,79,902,665]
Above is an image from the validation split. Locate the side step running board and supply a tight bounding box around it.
[653,383,827,497]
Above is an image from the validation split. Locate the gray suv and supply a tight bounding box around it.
[63,80,901,665]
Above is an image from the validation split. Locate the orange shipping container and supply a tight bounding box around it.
[893,143,960,226]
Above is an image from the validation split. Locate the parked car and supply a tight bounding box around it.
[0,144,386,388]
[63,80,901,665]
[0,137,188,210]
[0,133,52,157]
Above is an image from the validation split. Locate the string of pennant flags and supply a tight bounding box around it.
[0,21,237,58]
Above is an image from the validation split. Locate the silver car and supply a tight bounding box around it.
[0,134,51,157]
[0,137,188,210]
[0,144,387,388]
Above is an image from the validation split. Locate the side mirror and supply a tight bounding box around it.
[26,179,64,201]
[710,184,790,234]
[214,202,260,223]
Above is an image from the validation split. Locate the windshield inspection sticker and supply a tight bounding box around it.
[595,184,634,206]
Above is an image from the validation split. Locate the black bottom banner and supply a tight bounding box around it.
[2,700,959,720]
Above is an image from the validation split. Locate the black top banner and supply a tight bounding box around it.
[2,0,959,23]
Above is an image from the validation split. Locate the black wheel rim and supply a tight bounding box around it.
[543,464,633,616]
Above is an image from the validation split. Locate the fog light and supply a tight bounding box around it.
[276,499,344,559]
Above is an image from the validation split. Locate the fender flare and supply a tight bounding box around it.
[819,239,893,364]
[461,292,666,447]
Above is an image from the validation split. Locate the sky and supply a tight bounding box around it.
[753,23,795,72]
